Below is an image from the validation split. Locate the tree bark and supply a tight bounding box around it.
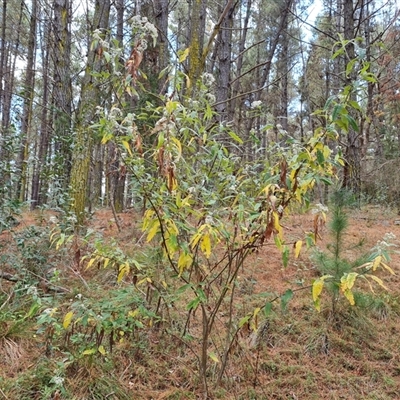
[16,0,38,202]
[53,0,73,193]
[69,0,111,227]
[342,0,361,196]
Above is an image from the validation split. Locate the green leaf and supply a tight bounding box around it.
[239,314,251,328]
[332,47,345,59]
[186,297,200,311]
[316,149,325,165]
[332,104,343,122]
[323,96,335,111]
[280,289,293,311]
[345,58,357,77]
[205,103,214,120]
[346,115,359,132]
[103,51,111,63]
[282,246,289,268]
[227,130,243,144]
[263,302,273,316]
[195,288,207,303]
[320,177,333,185]
[348,100,361,111]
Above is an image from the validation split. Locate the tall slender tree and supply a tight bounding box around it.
[16,0,38,201]
[69,0,111,226]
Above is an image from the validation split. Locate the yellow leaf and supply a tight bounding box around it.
[294,240,302,259]
[312,275,332,311]
[184,73,191,88]
[381,262,395,275]
[103,258,110,269]
[101,132,113,144]
[336,156,345,166]
[201,233,212,258]
[263,184,272,196]
[128,309,139,318]
[360,274,375,293]
[312,278,324,302]
[178,252,193,275]
[250,307,261,331]
[340,272,358,292]
[365,274,388,291]
[117,263,130,283]
[121,140,133,157]
[166,219,179,235]
[314,297,321,313]
[179,47,190,63]
[273,212,283,239]
[86,256,98,270]
[171,137,182,160]
[146,219,160,242]
[98,345,106,355]
[208,352,220,363]
[63,311,74,329]
[165,100,179,114]
[190,232,202,249]
[167,174,178,192]
[372,255,381,271]
[142,209,155,231]
[82,348,96,355]
[343,288,355,305]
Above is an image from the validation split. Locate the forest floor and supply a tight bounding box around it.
[1,204,400,399]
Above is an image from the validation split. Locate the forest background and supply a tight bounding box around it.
[1,0,399,213]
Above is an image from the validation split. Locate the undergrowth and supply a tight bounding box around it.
[0,206,399,399]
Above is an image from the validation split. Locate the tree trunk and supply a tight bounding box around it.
[215,1,236,123]
[53,0,73,194]
[16,0,38,201]
[31,15,51,209]
[188,0,206,94]
[342,0,361,196]
[69,0,110,227]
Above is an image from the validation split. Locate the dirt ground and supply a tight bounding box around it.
[2,204,400,399]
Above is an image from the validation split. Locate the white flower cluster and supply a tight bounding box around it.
[52,376,65,386]
[311,203,329,215]
[201,72,215,88]
[130,16,158,46]
[92,29,109,49]
[383,232,396,242]
[250,100,262,109]
[205,92,216,103]
[375,232,397,252]
[137,38,148,52]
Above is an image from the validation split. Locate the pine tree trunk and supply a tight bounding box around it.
[31,16,51,209]
[16,0,38,202]
[342,0,361,196]
[69,0,110,226]
[53,0,73,193]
